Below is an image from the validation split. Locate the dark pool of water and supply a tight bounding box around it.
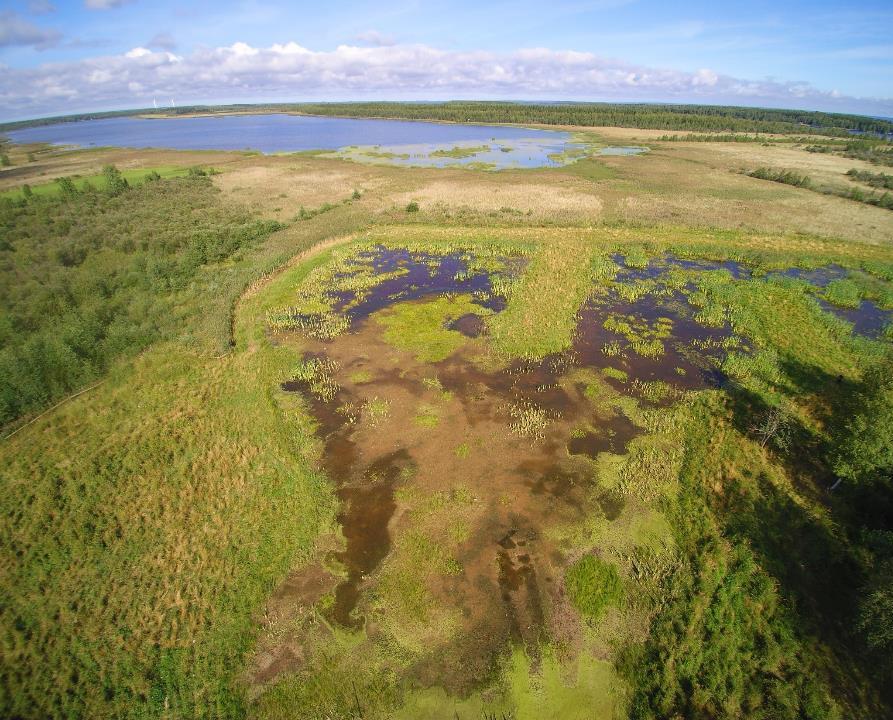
[818,298,892,339]
[766,264,848,288]
[331,247,513,323]
[330,450,412,629]
[6,113,573,157]
[612,253,749,281]
[574,291,734,392]
[612,254,892,340]
[449,314,488,337]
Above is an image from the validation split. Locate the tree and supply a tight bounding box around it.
[832,353,893,485]
[859,570,893,653]
[56,176,78,199]
[102,165,129,196]
[750,406,792,450]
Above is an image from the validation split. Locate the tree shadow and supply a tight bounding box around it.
[715,354,893,709]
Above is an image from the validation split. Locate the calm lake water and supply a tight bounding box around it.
[6,114,586,168]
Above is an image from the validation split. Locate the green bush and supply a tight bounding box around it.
[832,354,893,484]
[748,167,811,188]
[406,200,420,213]
[102,164,129,196]
[55,175,78,199]
[565,554,623,620]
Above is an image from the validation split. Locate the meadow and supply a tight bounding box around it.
[1,115,892,719]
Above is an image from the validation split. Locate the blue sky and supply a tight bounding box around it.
[1,0,891,120]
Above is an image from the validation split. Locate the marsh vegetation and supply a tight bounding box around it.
[1,113,893,720]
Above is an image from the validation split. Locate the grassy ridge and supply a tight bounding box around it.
[489,233,606,358]
[0,182,371,717]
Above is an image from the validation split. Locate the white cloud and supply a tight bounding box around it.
[693,68,718,87]
[1,41,890,120]
[0,10,60,49]
[124,46,151,58]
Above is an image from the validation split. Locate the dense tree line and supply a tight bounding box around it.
[285,102,893,135]
[0,168,280,426]
[3,102,892,136]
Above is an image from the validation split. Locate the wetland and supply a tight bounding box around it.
[251,238,892,713]
[3,106,893,720]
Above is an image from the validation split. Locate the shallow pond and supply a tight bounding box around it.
[598,146,648,156]
[613,253,892,340]
[259,245,891,688]
[333,137,590,169]
[274,247,738,642]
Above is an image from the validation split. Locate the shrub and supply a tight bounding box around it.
[55,176,78,199]
[102,165,129,196]
[0,175,280,425]
[405,201,419,213]
[832,354,893,484]
[748,167,811,188]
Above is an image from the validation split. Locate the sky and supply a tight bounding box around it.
[0,0,891,121]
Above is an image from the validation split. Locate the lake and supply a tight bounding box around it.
[5,113,591,169]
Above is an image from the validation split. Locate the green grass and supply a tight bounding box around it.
[413,404,440,428]
[489,236,605,358]
[824,278,863,308]
[429,144,490,159]
[559,157,616,182]
[565,555,624,621]
[0,165,191,200]
[374,294,488,362]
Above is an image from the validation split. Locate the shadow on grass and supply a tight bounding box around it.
[714,357,893,710]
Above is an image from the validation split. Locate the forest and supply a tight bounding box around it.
[3,101,893,136]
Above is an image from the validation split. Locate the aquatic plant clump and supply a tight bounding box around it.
[507,400,551,439]
[565,555,624,621]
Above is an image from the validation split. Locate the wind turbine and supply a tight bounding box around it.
[153,97,158,110]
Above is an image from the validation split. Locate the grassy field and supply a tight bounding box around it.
[0,165,191,200]
[1,126,893,719]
